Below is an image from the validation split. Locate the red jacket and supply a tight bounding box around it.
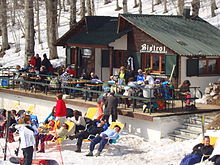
[55,99,66,117]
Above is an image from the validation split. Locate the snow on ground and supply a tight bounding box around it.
[0,132,195,165]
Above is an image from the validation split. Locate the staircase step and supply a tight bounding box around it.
[188,117,213,124]
[174,129,201,138]
[178,129,201,135]
[169,133,193,141]
[183,123,202,132]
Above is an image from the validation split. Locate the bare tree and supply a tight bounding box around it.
[211,0,218,17]
[115,0,122,11]
[62,0,68,11]
[163,0,168,13]
[35,0,42,46]
[178,0,184,15]
[80,0,85,19]
[138,0,142,13]
[24,0,35,66]
[58,0,62,26]
[70,0,77,27]
[104,0,110,5]
[10,0,16,26]
[91,0,95,15]
[151,0,155,12]
[133,0,139,8]
[191,0,200,18]
[86,0,92,16]
[45,0,58,59]
[154,0,161,5]
[123,0,128,13]
[0,0,10,51]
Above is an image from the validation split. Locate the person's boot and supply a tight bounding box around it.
[86,151,93,156]
[69,135,77,140]
[75,146,81,153]
[95,151,101,157]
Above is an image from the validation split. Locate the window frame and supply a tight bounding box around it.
[114,50,126,68]
[142,54,165,73]
[199,58,220,75]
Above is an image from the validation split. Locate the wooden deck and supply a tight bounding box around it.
[1,88,220,122]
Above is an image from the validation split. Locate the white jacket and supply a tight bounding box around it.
[16,124,35,149]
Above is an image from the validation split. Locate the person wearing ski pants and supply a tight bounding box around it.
[16,116,35,165]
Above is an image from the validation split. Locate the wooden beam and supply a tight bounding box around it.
[67,43,108,48]
[109,47,113,76]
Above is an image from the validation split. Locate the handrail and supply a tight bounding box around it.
[0,69,200,114]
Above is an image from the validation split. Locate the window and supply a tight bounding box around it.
[199,58,219,75]
[142,54,165,73]
[114,51,126,68]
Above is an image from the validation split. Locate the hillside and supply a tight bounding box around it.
[0,0,220,67]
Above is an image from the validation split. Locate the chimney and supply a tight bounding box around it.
[183,6,191,19]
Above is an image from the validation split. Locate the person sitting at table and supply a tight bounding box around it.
[35,54,41,71]
[67,65,76,78]
[136,69,145,84]
[84,72,102,101]
[60,69,71,94]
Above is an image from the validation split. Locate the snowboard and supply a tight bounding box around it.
[9,157,59,165]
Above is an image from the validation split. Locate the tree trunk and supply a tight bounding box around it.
[63,0,67,11]
[35,0,42,45]
[70,0,77,27]
[86,0,92,16]
[191,0,200,18]
[177,0,184,15]
[163,0,168,13]
[91,0,95,15]
[80,0,85,19]
[133,0,138,8]
[151,0,155,12]
[138,0,142,14]
[122,0,128,13]
[67,0,70,5]
[0,0,10,51]
[45,0,58,59]
[211,0,218,17]
[24,0,35,66]
[58,0,62,26]
[115,0,122,11]
[104,0,110,5]
[11,0,16,26]
[154,0,161,5]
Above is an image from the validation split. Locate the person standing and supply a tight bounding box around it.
[54,93,67,126]
[15,115,35,165]
[35,54,41,71]
[103,92,118,125]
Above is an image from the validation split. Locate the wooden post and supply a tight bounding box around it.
[109,47,113,76]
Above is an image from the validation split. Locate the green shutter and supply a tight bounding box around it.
[133,52,141,70]
[186,58,199,76]
[101,50,109,67]
[165,54,178,76]
[66,47,72,65]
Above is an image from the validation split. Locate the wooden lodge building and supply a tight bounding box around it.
[56,13,220,92]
